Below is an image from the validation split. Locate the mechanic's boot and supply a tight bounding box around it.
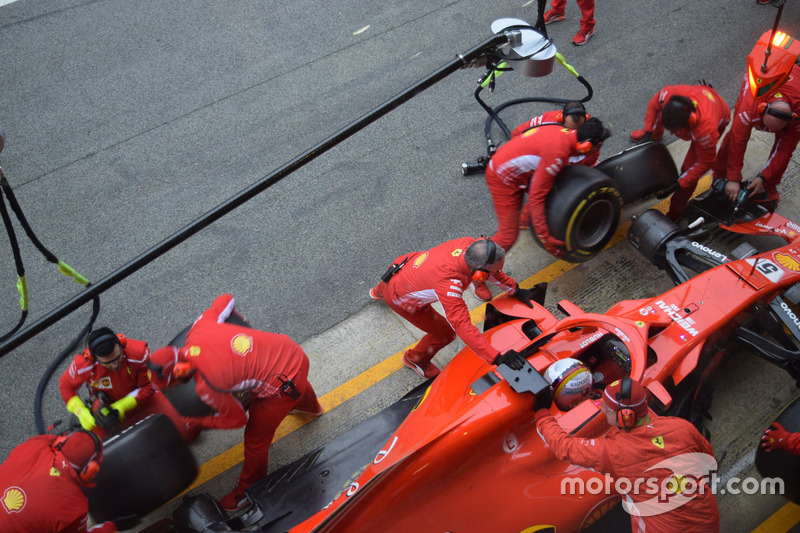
[571,28,594,46]
[630,129,663,143]
[543,9,566,24]
[220,487,250,513]
[368,283,384,301]
[402,351,440,379]
[470,281,492,302]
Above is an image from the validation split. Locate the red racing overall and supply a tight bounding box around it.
[638,85,731,220]
[486,124,585,253]
[0,435,115,533]
[538,411,720,532]
[58,335,195,441]
[372,236,518,366]
[712,71,800,209]
[183,294,322,492]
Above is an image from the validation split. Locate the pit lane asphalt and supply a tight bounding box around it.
[0,1,798,532]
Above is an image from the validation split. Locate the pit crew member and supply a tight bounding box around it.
[58,327,198,442]
[485,117,610,259]
[368,237,539,377]
[0,429,116,532]
[629,84,731,220]
[712,71,800,212]
[542,0,596,47]
[536,377,720,532]
[761,422,800,454]
[511,102,602,229]
[147,293,323,512]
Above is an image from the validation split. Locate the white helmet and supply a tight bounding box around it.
[544,358,593,410]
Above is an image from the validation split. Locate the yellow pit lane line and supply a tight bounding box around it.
[164,184,690,507]
[752,502,800,532]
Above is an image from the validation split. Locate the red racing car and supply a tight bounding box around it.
[159,207,800,532]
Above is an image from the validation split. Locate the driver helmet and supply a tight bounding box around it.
[544,358,593,410]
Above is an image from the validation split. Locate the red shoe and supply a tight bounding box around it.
[368,285,383,301]
[543,9,566,24]
[470,281,492,302]
[402,351,440,379]
[219,488,249,513]
[629,129,664,143]
[572,28,594,46]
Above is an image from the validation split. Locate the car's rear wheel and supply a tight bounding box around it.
[531,165,623,263]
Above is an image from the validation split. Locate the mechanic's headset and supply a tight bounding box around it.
[556,104,587,124]
[616,376,637,431]
[52,430,103,482]
[87,331,125,362]
[471,238,497,283]
[663,97,699,128]
[757,101,799,123]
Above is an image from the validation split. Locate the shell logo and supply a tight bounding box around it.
[2,486,26,514]
[231,334,253,356]
[775,253,800,272]
[702,90,715,102]
[188,345,201,357]
[413,252,429,268]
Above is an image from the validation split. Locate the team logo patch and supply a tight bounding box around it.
[652,436,665,449]
[91,377,113,390]
[413,252,429,268]
[451,248,463,257]
[774,252,800,272]
[231,334,253,356]
[188,345,201,357]
[702,90,714,102]
[49,467,61,477]
[2,487,26,513]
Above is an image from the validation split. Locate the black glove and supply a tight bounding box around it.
[512,285,536,308]
[95,406,122,433]
[493,349,526,370]
[535,386,553,411]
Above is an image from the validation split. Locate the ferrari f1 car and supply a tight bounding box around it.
[159,208,800,531]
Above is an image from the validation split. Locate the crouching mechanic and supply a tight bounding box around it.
[368,237,540,377]
[511,101,599,175]
[59,327,198,442]
[147,293,324,512]
[630,84,731,220]
[511,102,602,230]
[712,71,800,212]
[0,429,116,532]
[535,377,720,532]
[485,117,610,260]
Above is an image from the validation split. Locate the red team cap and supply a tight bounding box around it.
[59,431,100,470]
[602,379,649,418]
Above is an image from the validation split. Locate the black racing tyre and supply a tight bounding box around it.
[530,164,623,263]
[755,395,800,504]
[84,414,198,523]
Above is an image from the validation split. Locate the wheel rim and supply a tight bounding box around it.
[574,199,616,249]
